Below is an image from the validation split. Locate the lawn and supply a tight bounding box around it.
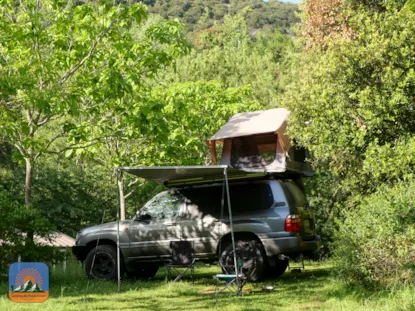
[1,261,414,311]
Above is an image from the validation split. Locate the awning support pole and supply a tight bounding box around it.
[118,170,126,221]
[116,169,121,293]
[223,167,239,286]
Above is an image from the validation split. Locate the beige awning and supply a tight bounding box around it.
[120,165,266,187]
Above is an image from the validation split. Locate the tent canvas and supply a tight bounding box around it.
[208,108,313,177]
[115,165,251,293]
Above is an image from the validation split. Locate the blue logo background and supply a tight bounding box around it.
[9,262,49,292]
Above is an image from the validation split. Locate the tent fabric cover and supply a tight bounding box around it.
[208,108,290,148]
[119,165,266,187]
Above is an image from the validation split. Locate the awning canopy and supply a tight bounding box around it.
[208,108,289,142]
[118,165,266,187]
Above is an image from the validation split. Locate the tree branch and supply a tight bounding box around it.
[37,115,56,126]
[14,143,27,157]
[127,178,139,187]
[46,141,99,154]
[124,188,136,200]
[59,20,115,86]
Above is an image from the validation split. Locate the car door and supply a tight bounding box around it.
[129,191,184,260]
[179,186,223,258]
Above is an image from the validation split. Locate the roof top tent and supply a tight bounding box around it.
[208,108,314,177]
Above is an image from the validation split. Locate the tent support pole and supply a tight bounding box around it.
[116,169,122,293]
[223,167,239,286]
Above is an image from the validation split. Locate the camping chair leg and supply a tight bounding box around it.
[166,266,170,282]
[215,279,237,296]
[215,279,219,305]
[237,280,244,296]
[173,266,190,282]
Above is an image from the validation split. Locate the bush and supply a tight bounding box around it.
[0,190,58,275]
[333,181,415,289]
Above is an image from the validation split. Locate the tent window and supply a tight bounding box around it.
[230,134,277,168]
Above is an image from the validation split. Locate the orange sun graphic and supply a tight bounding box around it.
[23,276,35,284]
[15,268,43,288]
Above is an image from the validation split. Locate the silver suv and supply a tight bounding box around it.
[72,178,320,281]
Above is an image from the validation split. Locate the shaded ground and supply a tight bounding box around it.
[1,261,414,310]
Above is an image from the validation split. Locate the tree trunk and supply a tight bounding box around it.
[25,158,33,208]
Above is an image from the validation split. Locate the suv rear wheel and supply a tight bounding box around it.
[219,239,265,282]
[270,258,288,277]
[85,245,123,280]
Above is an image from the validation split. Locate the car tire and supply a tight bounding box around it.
[270,259,288,277]
[219,239,265,282]
[126,265,159,279]
[85,245,123,280]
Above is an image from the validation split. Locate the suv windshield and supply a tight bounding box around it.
[142,191,183,219]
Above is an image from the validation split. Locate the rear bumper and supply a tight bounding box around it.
[260,235,321,258]
[72,246,88,262]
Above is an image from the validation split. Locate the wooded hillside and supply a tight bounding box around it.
[143,0,300,34]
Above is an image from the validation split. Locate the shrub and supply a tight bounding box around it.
[0,190,58,275]
[333,181,415,289]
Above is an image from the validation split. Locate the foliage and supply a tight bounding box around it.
[301,0,409,49]
[0,0,187,207]
[304,164,349,256]
[148,81,261,165]
[301,0,351,49]
[145,0,300,34]
[283,3,415,267]
[0,189,58,273]
[333,181,415,289]
[162,13,292,107]
[283,8,415,196]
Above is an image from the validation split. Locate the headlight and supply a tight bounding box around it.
[75,231,81,245]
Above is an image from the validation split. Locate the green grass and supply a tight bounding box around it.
[1,261,414,311]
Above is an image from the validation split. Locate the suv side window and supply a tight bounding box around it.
[143,191,183,219]
[229,183,274,211]
[181,186,222,218]
[282,181,307,207]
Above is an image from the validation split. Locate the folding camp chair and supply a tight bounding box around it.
[214,240,257,297]
[165,241,196,282]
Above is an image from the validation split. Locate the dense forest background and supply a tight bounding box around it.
[144,0,299,34]
[1,0,415,290]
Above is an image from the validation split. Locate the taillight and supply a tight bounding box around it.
[285,214,301,232]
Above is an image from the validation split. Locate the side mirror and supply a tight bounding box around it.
[136,212,152,222]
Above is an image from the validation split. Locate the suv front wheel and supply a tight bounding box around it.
[85,245,123,280]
